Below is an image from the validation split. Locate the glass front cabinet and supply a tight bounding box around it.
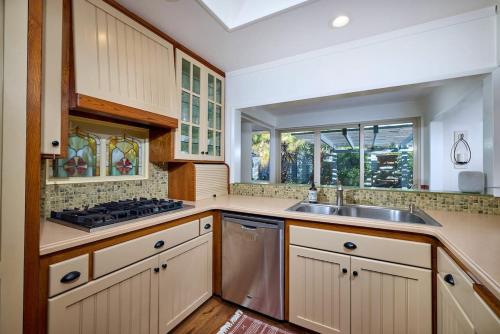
[174,50,224,161]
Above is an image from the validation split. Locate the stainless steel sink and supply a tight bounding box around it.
[287,202,441,226]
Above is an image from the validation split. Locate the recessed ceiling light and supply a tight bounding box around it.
[332,15,350,28]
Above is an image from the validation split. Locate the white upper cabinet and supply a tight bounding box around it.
[72,0,176,118]
[175,50,224,161]
[42,0,64,155]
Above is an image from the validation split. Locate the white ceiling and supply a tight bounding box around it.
[199,0,312,30]
[117,0,496,71]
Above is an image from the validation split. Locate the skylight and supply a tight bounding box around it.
[199,0,312,31]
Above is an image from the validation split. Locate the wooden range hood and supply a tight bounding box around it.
[64,0,179,130]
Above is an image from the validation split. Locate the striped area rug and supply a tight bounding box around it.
[216,310,298,334]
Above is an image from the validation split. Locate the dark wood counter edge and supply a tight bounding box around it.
[25,0,43,333]
[102,0,225,77]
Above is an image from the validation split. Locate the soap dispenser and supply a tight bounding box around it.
[308,181,318,203]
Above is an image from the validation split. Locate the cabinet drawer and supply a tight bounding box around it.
[200,216,213,235]
[289,225,431,268]
[438,248,500,332]
[437,247,475,320]
[94,220,199,278]
[49,254,89,297]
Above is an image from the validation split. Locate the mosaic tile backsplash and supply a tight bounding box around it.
[41,163,168,217]
[230,183,500,215]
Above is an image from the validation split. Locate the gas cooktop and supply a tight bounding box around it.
[49,198,192,232]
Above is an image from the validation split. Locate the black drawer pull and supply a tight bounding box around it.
[154,240,165,249]
[444,274,455,286]
[162,263,167,269]
[342,268,348,274]
[154,267,160,273]
[344,242,357,250]
[60,271,81,283]
[204,223,211,230]
[353,271,359,277]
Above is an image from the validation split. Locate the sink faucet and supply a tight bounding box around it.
[409,203,416,213]
[336,181,344,206]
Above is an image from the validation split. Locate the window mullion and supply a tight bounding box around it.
[359,124,365,188]
[314,130,321,185]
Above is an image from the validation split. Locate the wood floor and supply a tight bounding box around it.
[170,297,314,334]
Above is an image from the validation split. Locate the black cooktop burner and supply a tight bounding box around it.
[49,198,188,232]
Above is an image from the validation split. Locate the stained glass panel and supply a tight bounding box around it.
[53,130,100,177]
[107,136,142,176]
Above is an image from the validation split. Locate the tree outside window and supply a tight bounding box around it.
[251,131,271,182]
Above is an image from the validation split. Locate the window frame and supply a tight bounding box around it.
[277,117,421,188]
[46,117,149,185]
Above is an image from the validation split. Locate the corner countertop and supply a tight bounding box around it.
[40,195,500,299]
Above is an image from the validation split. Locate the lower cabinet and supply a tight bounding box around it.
[289,245,432,334]
[48,233,212,334]
[351,256,432,334]
[158,233,213,333]
[289,245,350,334]
[48,256,159,334]
[437,275,475,334]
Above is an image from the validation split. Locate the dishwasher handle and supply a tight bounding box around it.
[222,216,282,229]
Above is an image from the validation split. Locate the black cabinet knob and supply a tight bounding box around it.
[342,268,348,274]
[201,151,205,155]
[60,271,81,283]
[162,263,167,269]
[353,271,358,277]
[444,274,455,286]
[204,223,211,230]
[344,242,357,250]
[154,267,160,273]
[51,140,60,147]
[154,240,165,249]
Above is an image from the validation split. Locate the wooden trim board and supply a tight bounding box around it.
[73,94,178,129]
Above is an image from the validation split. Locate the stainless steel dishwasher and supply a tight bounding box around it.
[222,212,284,320]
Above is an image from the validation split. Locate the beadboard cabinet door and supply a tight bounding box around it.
[158,233,213,333]
[351,257,432,334]
[437,275,475,334]
[48,256,159,334]
[72,0,176,117]
[289,245,351,334]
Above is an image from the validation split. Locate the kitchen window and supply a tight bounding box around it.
[280,131,315,184]
[252,130,271,182]
[47,117,149,184]
[278,118,419,188]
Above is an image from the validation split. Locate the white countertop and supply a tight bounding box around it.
[40,195,500,299]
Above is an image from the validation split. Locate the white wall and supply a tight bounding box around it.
[275,101,422,129]
[226,7,499,182]
[424,79,484,191]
